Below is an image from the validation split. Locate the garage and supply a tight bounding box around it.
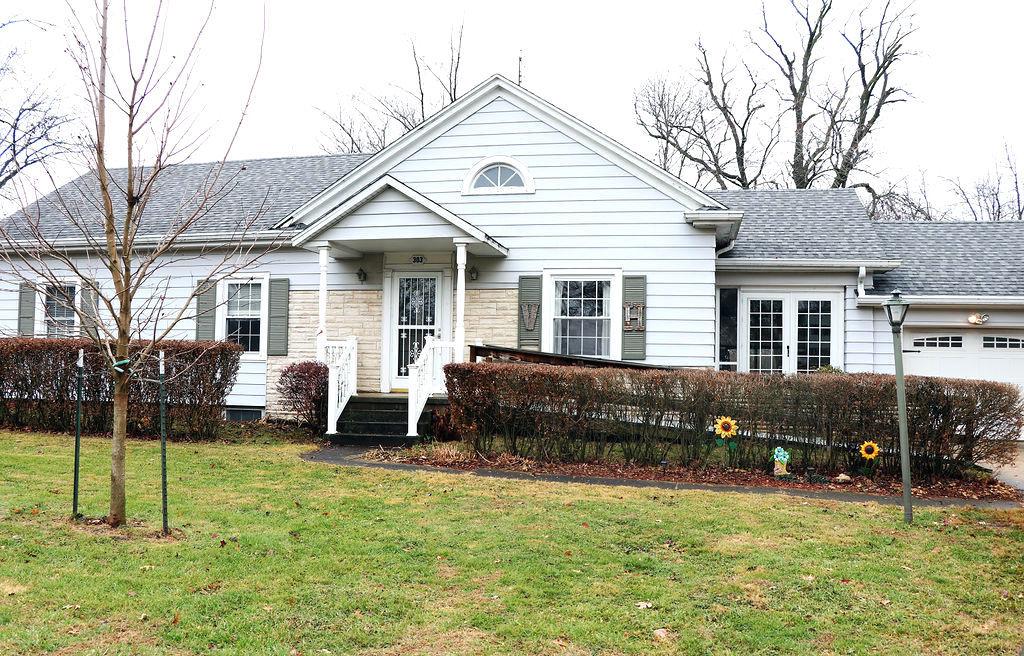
[903,329,1024,388]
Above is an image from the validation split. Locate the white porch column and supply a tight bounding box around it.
[316,246,329,361]
[454,241,467,363]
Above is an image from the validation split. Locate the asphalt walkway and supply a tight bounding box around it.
[301,446,1022,510]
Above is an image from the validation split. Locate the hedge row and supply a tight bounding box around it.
[0,338,242,439]
[443,362,1023,480]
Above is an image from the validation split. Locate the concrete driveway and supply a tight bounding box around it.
[992,442,1024,490]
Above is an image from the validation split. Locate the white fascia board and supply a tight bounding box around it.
[716,258,902,272]
[279,75,723,231]
[857,294,1024,307]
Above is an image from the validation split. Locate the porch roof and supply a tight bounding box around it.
[291,175,508,258]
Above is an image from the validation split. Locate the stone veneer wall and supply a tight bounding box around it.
[266,287,515,416]
[265,289,382,417]
[461,288,518,358]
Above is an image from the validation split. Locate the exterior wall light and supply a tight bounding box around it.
[356,268,368,282]
[967,312,990,325]
[468,266,479,281]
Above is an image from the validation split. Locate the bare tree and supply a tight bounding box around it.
[827,1,914,187]
[868,147,1024,222]
[637,1,914,191]
[635,45,780,189]
[867,175,950,222]
[947,146,1024,221]
[0,1,270,526]
[0,18,69,192]
[321,25,465,154]
[753,0,834,188]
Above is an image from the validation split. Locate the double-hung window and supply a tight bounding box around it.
[225,282,262,353]
[44,284,77,338]
[541,270,623,359]
[553,279,612,357]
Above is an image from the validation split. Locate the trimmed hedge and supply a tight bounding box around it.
[0,338,242,439]
[443,362,1023,480]
[276,360,329,432]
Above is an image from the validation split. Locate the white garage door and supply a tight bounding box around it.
[903,330,1024,388]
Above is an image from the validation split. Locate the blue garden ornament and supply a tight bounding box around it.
[773,447,791,476]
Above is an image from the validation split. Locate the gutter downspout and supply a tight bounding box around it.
[715,240,736,258]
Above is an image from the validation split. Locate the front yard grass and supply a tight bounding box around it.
[0,432,1022,655]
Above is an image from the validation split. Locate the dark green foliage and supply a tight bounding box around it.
[0,338,241,439]
[443,362,1023,480]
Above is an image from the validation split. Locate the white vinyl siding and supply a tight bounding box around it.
[389,97,717,367]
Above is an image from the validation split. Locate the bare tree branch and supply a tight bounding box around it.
[319,25,467,154]
[0,0,270,526]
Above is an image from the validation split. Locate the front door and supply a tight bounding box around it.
[390,273,441,389]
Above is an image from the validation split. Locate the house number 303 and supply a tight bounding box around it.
[410,254,426,264]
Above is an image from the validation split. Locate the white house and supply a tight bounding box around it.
[3,75,1023,438]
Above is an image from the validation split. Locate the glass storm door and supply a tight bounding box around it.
[392,274,440,385]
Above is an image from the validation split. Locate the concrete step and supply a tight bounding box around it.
[337,419,428,436]
[327,433,417,448]
[326,395,446,445]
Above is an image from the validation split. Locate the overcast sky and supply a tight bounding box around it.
[7,0,1024,206]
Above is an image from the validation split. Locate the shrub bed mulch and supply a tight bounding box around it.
[365,448,1023,502]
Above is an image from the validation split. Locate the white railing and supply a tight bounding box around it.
[407,336,457,437]
[323,337,358,435]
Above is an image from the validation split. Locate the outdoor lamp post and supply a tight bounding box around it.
[883,289,913,524]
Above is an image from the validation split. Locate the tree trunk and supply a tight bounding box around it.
[108,371,128,526]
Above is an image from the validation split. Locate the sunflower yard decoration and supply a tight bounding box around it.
[773,447,791,476]
[859,441,880,461]
[714,416,739,450]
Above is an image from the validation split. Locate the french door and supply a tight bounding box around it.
[391,273,441,388]
[739,291,844,374]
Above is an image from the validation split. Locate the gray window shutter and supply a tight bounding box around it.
[622,275,646,360]
[17,284,35,337]
[195,280,217,341]
[517,275,542,350]
[80,280,99,340]
[267,278,289,356]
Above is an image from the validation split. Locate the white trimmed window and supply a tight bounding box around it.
[226,282,262,352]
[44,284,77,338]
[553,279,612,357]
[541,269,623,359]
[462,156,535,195]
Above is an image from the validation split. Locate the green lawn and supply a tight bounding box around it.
[1,433,1022,655]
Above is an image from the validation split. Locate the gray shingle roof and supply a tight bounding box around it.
[7,153,371,241]
[709,188,888,261]
[872,221,1024,296]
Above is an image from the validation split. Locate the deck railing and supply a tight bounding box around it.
[407,336,456,436]
[323,337,358,435]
